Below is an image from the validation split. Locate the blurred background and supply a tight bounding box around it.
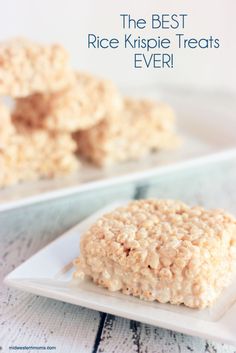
[0,0,235,94]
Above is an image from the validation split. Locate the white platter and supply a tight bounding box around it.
[4,202,236,345]
[0,89,236,212]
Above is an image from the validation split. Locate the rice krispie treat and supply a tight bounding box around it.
[13,71,122,131]
[74,199,236,309]
[0,102,15,149]
[74,98,180,166]
[0,38,73,97]
[0,125,79,188]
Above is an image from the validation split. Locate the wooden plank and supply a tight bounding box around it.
[95,315,236,353]
[145,159,236,213]
[0,290,100,352]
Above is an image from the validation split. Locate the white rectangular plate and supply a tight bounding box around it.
[1,89,236,212]
[4,202,236,345]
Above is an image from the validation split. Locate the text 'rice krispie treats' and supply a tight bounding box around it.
[13,71,122,132]
[74,98,180,166]
[0,38,73,97]
[0,123,79,188]
[74,199,236,309]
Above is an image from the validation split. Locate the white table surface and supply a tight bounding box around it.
[1,156,236,353]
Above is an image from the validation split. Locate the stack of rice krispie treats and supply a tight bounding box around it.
[0,38,180,188]
[0,38,78,187]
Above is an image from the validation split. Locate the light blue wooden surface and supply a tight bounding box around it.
[1,156,236,353]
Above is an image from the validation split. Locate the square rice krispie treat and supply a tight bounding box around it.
[0,124,79,188]
[0,38,73,97]
[13,71,122,132]
[74,98,180,166]
[74,199,236,309]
